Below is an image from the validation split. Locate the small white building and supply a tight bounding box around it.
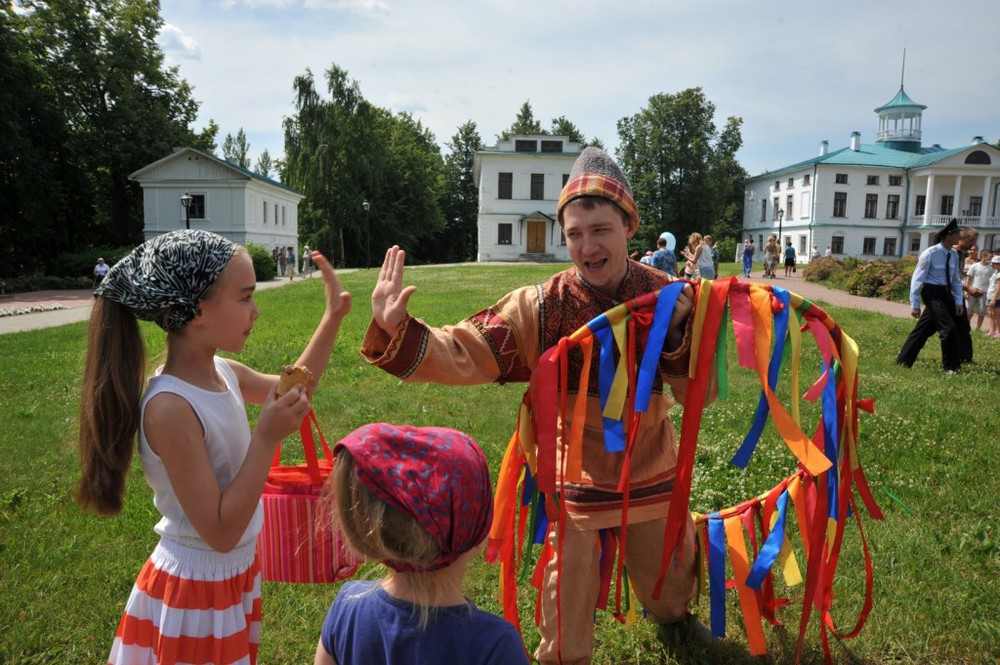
[473,135,582,262]
[129,147,304,252]
[742,86,1000,261]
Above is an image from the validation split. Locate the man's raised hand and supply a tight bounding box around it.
[371,245,418,336]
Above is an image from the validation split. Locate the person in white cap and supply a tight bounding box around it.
[896,218,965,372]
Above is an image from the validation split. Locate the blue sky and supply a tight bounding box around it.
[158,0,1000,178]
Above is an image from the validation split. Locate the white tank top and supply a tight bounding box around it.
[698,244,714,270]
[139,357,263,550]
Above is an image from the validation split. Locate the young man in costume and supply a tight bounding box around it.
[362,147,709,664]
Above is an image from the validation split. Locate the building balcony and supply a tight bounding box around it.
[907,214,1000,229]
[876,128,921,141]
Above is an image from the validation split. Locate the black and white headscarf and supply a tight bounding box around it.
[95,230,238,333]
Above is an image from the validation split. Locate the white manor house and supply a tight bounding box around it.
[742,84,1000,261]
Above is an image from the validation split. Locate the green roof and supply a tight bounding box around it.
[750,142,965,179]
[874,88,927,113]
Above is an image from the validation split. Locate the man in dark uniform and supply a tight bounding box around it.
[896,218,965,373]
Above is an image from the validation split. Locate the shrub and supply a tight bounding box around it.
[245,242,277,281]
[51,246,134,279]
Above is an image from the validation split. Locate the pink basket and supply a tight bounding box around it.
[257,412,360,583]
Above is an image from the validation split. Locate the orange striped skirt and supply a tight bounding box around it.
[108,538,261,665]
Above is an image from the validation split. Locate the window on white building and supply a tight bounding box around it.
[263,201,268,224]
[787,177,794,188]
[940,195,954,216]
[773,197,780,219]
[866,175,879,186]
[883,238,896,256]
[774,180,781,191]
[969,196,982,216]
[274,204,279,226]
[910,236,921,252]
[786,195,793,219]
[862,237,876,254]
[889,175,902,186]
[498,223,512,245]
[835,173,848,184]
[886,195,899,219]
[530,174,544,201]
[541,140,563,153]
[498,173,512,200]
[833,192,847,217]
[831,235,845,254]
[187,194,206,219]
[515,140,537,152]
[760,199,767,222]
[803,174,811,185]
[799,236,807,255]
[864,194,878,219]
[915,195,926,216]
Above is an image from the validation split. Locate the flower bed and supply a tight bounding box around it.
[0,304,69,317]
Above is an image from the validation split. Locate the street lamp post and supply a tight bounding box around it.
[777,208,784,244]
[180,192,192,230]
[362,199,371,269]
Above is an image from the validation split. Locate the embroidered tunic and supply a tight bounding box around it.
[362,261,692,530]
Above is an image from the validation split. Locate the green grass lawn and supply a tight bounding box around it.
[1,263,998,664]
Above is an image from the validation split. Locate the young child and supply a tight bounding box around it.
[964,249,992,332]
[362,147,707,664]
[988,255,1000,337]
[77,229,350,664]
[314,423,528,665]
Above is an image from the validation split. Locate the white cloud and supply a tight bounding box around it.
[158,24,201,61]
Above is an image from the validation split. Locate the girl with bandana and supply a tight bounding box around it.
[76,229,351,665]
[314,423,528,665]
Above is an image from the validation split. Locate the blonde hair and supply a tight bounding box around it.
[326,450,463,628]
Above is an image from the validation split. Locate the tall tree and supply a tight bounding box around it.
[15,0,203,260]
[222,128,251,168]
[497,100,544,141]
[429,120,484,262]
[616,87,744,249]
[282,64,444,267]
[550,116,585,144]
[0,4,69,274]
[254,149,274,179]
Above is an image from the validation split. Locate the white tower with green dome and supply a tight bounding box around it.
[874,53,927,152]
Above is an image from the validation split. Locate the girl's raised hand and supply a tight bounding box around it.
[311,251,351,321]
[371,245,417,335]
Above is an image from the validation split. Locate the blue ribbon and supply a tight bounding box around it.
[635,283,682,412]
[731,287,791,468]
[822,360,840,519]
[746,490,790,590]
[708,514,727,638]
[592,319,625,453]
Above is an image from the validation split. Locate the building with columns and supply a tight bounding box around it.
[742,85,1000,261]
[473,135,582,262]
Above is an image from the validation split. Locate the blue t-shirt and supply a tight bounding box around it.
[320,581,528,665]
[652,248,677,275]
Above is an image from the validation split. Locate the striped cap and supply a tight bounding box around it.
[557,147,638,228]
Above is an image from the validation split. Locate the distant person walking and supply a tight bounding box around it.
[92,258,110,291]
[303,245,314,277]
[783,240,797,277]
[278,246,287,276]
[896,219,965,373]
[741,238,755,278]
[286,246,296,281]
